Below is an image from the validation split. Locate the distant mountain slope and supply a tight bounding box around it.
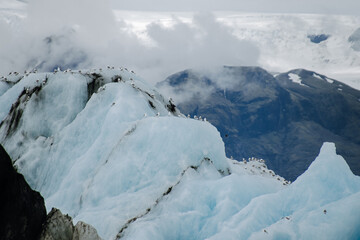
[158,66,360,180]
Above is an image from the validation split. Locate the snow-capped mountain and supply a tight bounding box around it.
[0,69,359,239]
[158,66,360,181]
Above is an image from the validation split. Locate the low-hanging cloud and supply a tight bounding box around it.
[0,1,260,85]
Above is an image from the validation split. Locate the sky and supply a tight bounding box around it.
[110,0,360,15]
[0,0,359,86]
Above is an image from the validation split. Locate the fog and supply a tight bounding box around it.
[0,0,259,84]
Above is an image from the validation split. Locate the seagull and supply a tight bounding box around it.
[156,112,160,117]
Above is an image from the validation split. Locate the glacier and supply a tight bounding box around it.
[0,69,359,239]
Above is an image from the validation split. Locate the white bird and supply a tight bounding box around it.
[156,112,160,117]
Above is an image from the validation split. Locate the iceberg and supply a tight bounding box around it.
[0,69,359,239]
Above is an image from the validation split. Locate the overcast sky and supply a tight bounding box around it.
[110,0,360,16]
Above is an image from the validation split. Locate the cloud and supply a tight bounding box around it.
[0,3,260,85]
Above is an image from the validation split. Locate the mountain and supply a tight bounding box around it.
[0,68,359,239]
[158,66,360,181]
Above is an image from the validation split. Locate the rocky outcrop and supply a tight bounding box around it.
[0,144,46,240]
[39,208,102,240]
[0,143,101,240]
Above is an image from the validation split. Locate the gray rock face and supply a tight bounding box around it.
[159,66,360,181]
[0,144,46,240]
[349,27,360,51]
[40,208,102,240]
[73,222,102,240]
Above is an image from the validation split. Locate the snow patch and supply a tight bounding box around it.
[313,73,323,80]
[325,77,334,84]
[288,73,306,86]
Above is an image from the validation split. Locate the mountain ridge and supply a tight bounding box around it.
[158,66,360,180]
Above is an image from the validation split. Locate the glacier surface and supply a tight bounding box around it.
[0,69,359,239]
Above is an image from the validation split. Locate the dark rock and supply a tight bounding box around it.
[0,144,46,240]
[39,208,102,240]
[307,34,330,43]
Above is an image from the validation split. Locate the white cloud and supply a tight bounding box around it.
[0,3,260,85]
